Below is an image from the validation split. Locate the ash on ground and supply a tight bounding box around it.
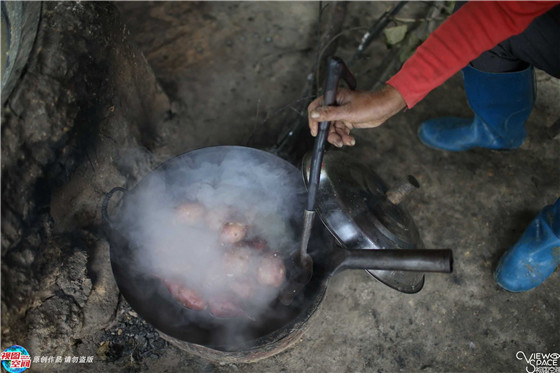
[98,300,168,365]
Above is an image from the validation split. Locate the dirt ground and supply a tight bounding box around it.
[105,2,560,372]
[5,1,559,372]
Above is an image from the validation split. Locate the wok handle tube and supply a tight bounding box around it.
[338,249,453,273]
[307,57,357,211]
[101,187,128,227]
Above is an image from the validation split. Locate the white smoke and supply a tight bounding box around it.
[116,148,305,321]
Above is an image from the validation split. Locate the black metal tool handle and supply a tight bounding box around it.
[307,57,357,211]
[335,249,453,274]
[101,187,128,227]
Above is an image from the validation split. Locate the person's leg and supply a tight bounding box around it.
[468,44,530,74]
[470,5,560,77]
[418,5,560,151]
[495,198,560,292]
[418,65,534,151]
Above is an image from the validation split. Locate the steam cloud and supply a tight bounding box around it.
[116,148,305,322]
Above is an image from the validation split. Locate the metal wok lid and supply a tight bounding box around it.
[302,150,425,293]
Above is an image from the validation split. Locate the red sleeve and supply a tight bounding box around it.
[386,1,559,109]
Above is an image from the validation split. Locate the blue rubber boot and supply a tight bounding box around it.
[418,65,535,151]
[494,198,560,292]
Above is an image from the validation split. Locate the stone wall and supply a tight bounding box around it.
[1,1,170,361]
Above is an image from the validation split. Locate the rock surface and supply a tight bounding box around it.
[1,2,169,366]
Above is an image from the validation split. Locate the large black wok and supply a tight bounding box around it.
[103,146,451,361]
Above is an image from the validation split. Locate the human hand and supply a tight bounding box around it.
[307,84,406,147]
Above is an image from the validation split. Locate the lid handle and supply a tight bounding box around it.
[386,175,420,205]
